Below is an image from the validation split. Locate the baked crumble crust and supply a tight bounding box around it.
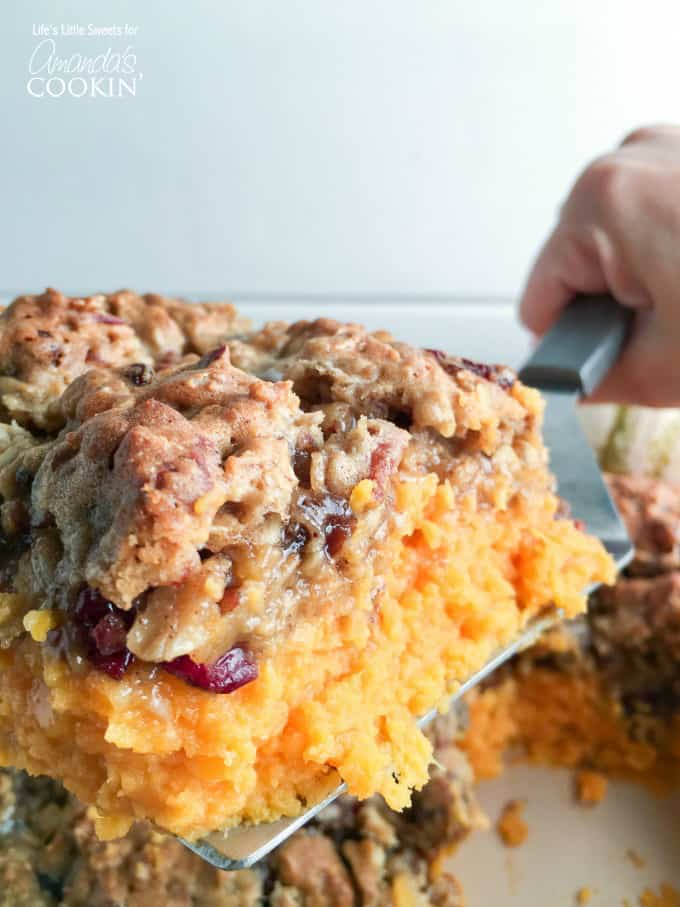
[0,289,248,430]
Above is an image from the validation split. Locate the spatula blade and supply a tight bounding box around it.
[541,390,633,569]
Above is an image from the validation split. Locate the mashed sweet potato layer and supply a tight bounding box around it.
[462,667,680,789]
[0,474,612,840]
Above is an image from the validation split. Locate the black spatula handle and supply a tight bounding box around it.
[518,294,633,396]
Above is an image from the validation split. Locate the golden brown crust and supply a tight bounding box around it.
[32,349,314,611]
[0,289,248,429]
[227,317,529,446]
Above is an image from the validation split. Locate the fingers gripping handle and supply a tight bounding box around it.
[518,294,633,396]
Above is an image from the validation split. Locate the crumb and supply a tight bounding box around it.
[496,799,528,847]
[627,848,646,869]
[638,884,680,907]
[575,770,608,805]
[577,888,593,905]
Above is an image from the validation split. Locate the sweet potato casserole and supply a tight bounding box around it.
[0,290,613,840]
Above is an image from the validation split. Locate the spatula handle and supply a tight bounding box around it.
[518,294,633,396]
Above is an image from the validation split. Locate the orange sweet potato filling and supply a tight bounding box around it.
[462,666,680,790]
[0,475,613,840]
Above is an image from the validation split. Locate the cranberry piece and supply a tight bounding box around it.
[426,350,515,391]
[163,646,258,694]
[93,314,126,325]
[426,348,447,364]
[196,345,226,368]
[91,612,129,655]
[73,587,110,627]
[89,647,135,680]
[463,357,515,390]
[459,357,497,383]
[72,588,135,679]
[325,520,353,557]
[292,448,312,486]
[295,493,356,560]
[74,588,133,630]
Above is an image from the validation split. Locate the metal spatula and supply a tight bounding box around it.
[181,294,634,870]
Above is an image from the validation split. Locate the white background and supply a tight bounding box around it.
[2,1,680,299]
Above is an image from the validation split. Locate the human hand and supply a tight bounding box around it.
[520,125,680,406]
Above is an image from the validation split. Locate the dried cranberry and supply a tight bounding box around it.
[296,493,356,559]
[471,360,514,389]
[74,587,130,629]
[93,314,126,325]
[426,350,515,391]
[123,363,154,386]
[163,646,258,694]
[196,345,226,368]
[89,648,135,680]
[325,520,353,557]
[91,612,129,655]
[72,588,135,679]
[292,448,312,486]
[460,357,497,382]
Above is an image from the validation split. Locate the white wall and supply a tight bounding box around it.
[2,1,680,299]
